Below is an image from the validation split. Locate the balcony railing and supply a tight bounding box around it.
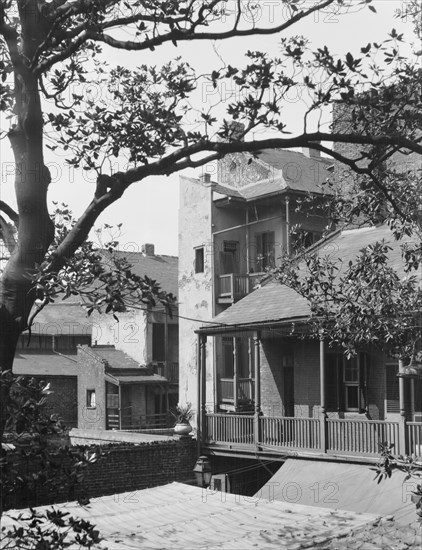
[204,413,415,457]
[206,413,254,445]
[261,416,320,450]
[152,361,179,383]
[216,273,264,303]
[327,418,400,455]
[219,377,254,404]
[407,422,422,456]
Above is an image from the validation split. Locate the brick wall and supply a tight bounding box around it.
[31,375,77,428]
[5,438,197,510]
[260,338,284,417]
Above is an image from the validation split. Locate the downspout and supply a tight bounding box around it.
[285,197,290,254]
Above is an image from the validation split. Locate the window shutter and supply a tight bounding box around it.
[325,354,339,411]
[359,352,368,413]
[386,363,400,413]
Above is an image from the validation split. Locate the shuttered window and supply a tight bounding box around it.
[385,363,400,414]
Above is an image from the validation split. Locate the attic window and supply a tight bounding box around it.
[195,247,204,273]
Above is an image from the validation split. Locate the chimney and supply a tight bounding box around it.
[302,142,321,158]
[141,243,155,256]
[199,172,217,187]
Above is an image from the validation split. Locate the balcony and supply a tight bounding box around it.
[216,273,263,304]
[152,361,179,384]
[204,414,420,459]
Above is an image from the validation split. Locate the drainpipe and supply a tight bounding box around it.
[319,337,327,453]
[196,333,201,457]
[245,208,250,290]
[285,197,290,254]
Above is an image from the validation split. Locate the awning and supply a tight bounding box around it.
[3,482,380,549]
[258,458,417,525]
[105,373,168,386]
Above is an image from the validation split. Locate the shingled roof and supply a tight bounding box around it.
[213,149,333,202]
[202,224,417,332]
[102,249,178,298]
[27,247,178,336]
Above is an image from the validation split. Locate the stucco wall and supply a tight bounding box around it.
[77,347,107,430]
[92,310,148,364]
[178,176,215,418]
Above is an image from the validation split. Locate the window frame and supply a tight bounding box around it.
[195,246,205,273]
[86,389,96,409]
[326,352,368,413]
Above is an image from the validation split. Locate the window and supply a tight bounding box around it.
[222,337,234,378]
[219,241,239,275]
[256,231,275,271]
[195,247,204,273]
[326,353,368,412]
[86,389,96,408]
[152,323,165,361]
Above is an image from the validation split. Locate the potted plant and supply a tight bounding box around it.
[171,403,194,435]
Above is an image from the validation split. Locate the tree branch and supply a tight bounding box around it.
[0,215,16,254]
[35,0,336,74]
[0,201,19,227]
[311,142,409,221]
[110,132,422,191]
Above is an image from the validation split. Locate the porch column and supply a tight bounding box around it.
[253,331,262,448]
[319,338,327,453]
[199,334,207,443]
[196,334,201,455]
[118,384,122,431]
[233,337,238,410]
[398,358,408,455]
[285,197,290,254]
[164,311,169,380]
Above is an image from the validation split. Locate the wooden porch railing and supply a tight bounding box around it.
[205,413,412,457]
[216,273,265,302]
[206,413,254,445]
[152,361,179,383]
[219,378,254,402]
[407,422,422,456]
[260,416,320,449]
[327,418,400,455]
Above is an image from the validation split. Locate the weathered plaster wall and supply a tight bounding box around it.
[92,310,148,364]
[178,176,215,418]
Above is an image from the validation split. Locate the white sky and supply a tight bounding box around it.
[0,1,415,256]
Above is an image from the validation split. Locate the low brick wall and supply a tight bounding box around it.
[5,437,197,510]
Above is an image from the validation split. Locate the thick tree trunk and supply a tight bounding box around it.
[0,2,55,456]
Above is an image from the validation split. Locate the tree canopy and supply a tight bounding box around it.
[0,0,420,425]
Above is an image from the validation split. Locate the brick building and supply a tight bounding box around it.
[178,148,422,467]
[13,244,179,430]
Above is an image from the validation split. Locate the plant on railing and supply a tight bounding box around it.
[373,443,422,522]
[170,403,194,425]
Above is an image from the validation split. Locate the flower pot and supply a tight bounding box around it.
[174,423,192,436]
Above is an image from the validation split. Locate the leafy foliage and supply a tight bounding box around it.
[373,443,422,523]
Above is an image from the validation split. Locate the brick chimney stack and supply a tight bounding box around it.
[302,142,321,158]
[141,243,155,256]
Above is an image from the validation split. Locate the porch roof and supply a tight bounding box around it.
[199,282,311,334]
[105,373,168,385]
